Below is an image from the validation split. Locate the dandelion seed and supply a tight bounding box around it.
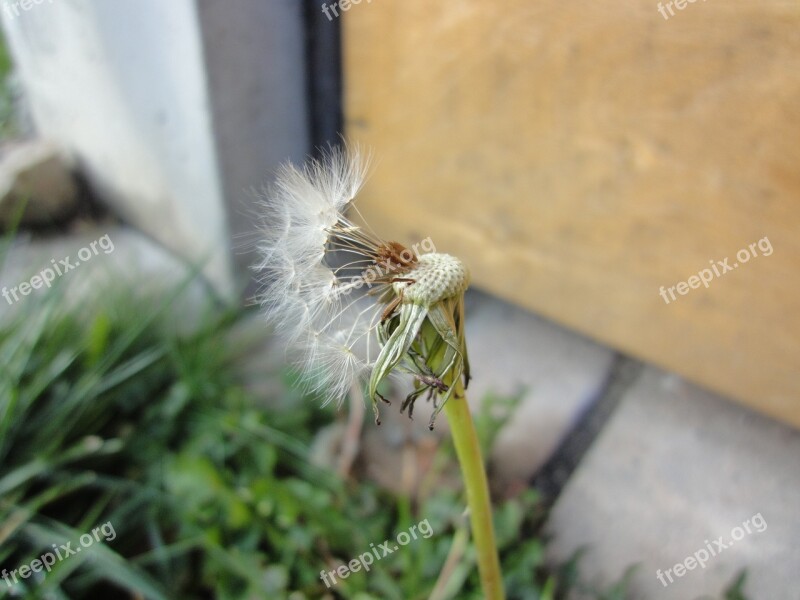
[255,144,470,428]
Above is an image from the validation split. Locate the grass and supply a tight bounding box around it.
[0,30,20,139]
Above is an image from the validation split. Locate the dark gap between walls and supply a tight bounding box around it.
[304,0,343,155]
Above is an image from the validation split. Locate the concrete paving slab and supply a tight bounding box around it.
[0,223,213,326]
[463,290,617,492]
[545,366,800,599]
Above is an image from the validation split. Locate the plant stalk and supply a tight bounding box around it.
[443,381,505,600]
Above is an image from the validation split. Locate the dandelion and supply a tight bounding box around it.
[255,145,505,599]
[255,144,470,429]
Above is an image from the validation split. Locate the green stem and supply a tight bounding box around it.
[443,381,505,600]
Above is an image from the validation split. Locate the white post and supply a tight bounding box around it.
[1,0,310,298]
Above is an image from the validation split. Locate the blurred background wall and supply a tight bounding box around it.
[2,0,798,428]
[1,0,313,296]
[342,2,800,428]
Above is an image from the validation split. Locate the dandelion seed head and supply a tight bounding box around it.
[393,253,470,306]
[256,146,469,426]
[257,144,387,406]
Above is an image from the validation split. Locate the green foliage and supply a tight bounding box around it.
[474,391,524,459]
[0,286,206,598]
[723,570,749,600]
[0,30,18,139]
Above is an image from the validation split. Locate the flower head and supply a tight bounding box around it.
[256,145,470,427]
